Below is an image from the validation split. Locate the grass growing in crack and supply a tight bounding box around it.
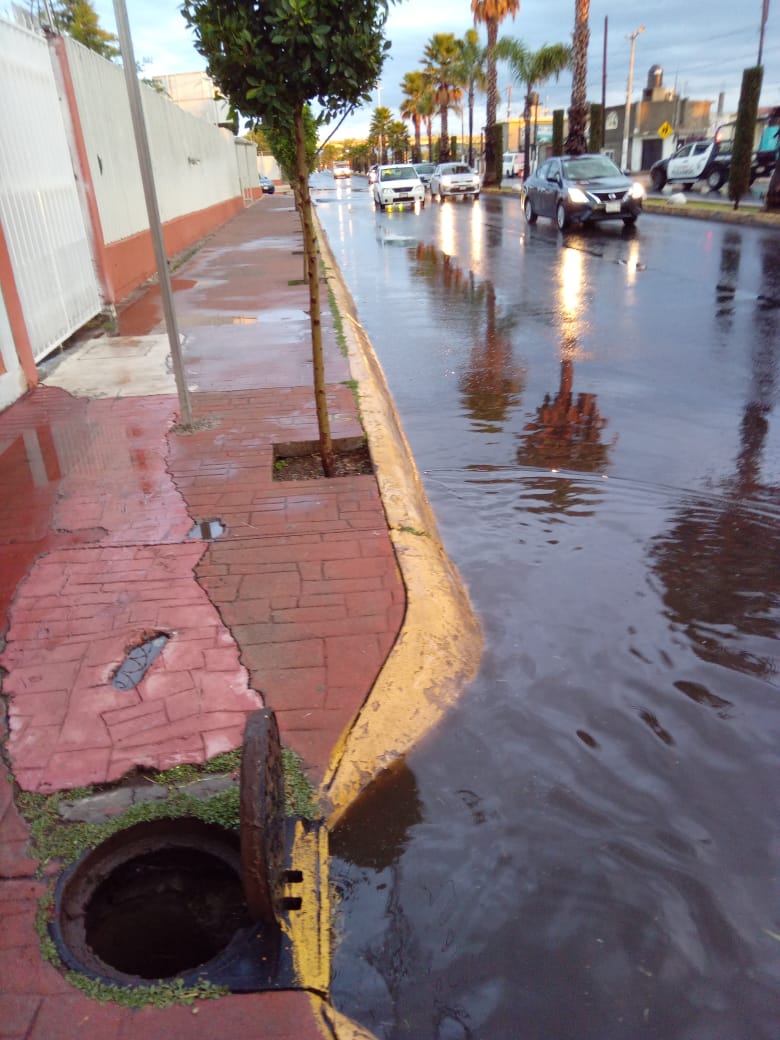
[399,525,428,537]
[340,378,360,409]
[326,281,349,357]
[16,745,318,870]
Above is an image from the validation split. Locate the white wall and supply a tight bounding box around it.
[0,284,27,410]
[64,38,241,247]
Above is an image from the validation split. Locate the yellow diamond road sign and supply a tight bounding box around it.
[658,121,673,139]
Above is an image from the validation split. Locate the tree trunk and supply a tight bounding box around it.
[468,85,474,167]
[766,157,780,210]
[294,103,335,477]
[413,116,422,163]
[440,103,450,162]
[564,0,590,155]
[483,18,499,186]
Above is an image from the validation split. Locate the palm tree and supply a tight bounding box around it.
[472,0,521,185]
[400,70,427,163]
[495,39,571,176]
[564,0,590,154]
[457,29,487,167]
[388,120,410,162]
[369,105,394,163]
[423,33,464,163]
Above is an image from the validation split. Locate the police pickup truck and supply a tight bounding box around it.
[650,117,779,192]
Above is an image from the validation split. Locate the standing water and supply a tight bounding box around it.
[314,177,780,1039]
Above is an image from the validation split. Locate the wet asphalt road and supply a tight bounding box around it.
[313,175,780,1040]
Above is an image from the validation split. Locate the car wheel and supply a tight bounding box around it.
[622,214,638,226]
[473,193,479,201]
[681,182,694,191]
[556,202,570,230]
[650,168,667,191]
[523,196,537,224]
[707,169,725,191]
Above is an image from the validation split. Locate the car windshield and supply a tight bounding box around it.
[381,166,416,181]
[562,156,621,180]
[443,165,471,174]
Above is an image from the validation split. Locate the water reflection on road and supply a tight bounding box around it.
[314,175,780,1039]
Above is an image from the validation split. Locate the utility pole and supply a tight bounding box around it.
[621,25,645,171]
[758,0,770,65]
[601,16,608,149]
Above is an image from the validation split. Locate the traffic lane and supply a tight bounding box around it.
[315,186,780,499]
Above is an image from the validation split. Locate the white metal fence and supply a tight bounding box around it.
[0,17,101,361]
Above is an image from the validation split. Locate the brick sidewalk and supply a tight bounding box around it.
[0,195,403,1038]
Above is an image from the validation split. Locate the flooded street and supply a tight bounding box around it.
[313,177,780,1038]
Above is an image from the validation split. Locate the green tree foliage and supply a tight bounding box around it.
[52,0,119,59]
[388,119,409,161]
[401,70,429,162]
[552,108,564,155]
[728,66,763,210]
[564,0,590,155]
[262,105,318,182]
[423,32,463,164]
[182,0,397,476]
[472,0,521,186]
[588,101,603,153]
[369,105,394,162]
[495,38,570,176]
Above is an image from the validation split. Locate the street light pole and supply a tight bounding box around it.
[758,0,770,65]
[621,25,645,171]
[113,0,192,427]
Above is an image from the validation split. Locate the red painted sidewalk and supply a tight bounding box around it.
[0,194,403,1038]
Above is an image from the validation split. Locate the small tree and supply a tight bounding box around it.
[183,0,396,476]
[588,102,603,153]
[552,109,565,156]
[728,66,763,210]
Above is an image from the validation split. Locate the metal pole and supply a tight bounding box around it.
[621,26,645,171]
[112,0,193,427]
[758,0,770,65]
[601,16,608,149]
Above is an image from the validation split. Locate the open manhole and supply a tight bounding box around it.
[51,818,282,987]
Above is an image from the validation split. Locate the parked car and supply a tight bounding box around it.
[413,162,436,188]
[522,154,644,229]
[258,174,275,194]
[372,164,426,210]
[430,162,480,200]
[502,151,524,178]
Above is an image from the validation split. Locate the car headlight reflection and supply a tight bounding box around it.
[567,187,589,204]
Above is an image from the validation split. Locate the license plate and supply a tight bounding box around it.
[605,200,621,213]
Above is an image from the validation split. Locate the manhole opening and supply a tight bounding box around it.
[187,518,225,539]
[84,846,251,979]
[112,633,169,691]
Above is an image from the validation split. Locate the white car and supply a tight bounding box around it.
[430,162,480,200]
[373,164,426,210]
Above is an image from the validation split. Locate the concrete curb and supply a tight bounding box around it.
[314,217,483,830]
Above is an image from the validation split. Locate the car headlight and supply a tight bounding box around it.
[567,187,589,204]
[629,182,645,199]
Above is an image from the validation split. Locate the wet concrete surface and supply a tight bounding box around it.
[314,177,780,1038]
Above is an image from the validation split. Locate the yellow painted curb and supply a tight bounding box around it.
[315,219,484,830]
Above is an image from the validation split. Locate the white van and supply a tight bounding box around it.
[502,152,524,178]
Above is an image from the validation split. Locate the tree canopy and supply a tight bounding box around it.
[182,0,394,125]
[52,0,119,59]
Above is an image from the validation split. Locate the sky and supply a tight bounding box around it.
[88,0,779,140]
